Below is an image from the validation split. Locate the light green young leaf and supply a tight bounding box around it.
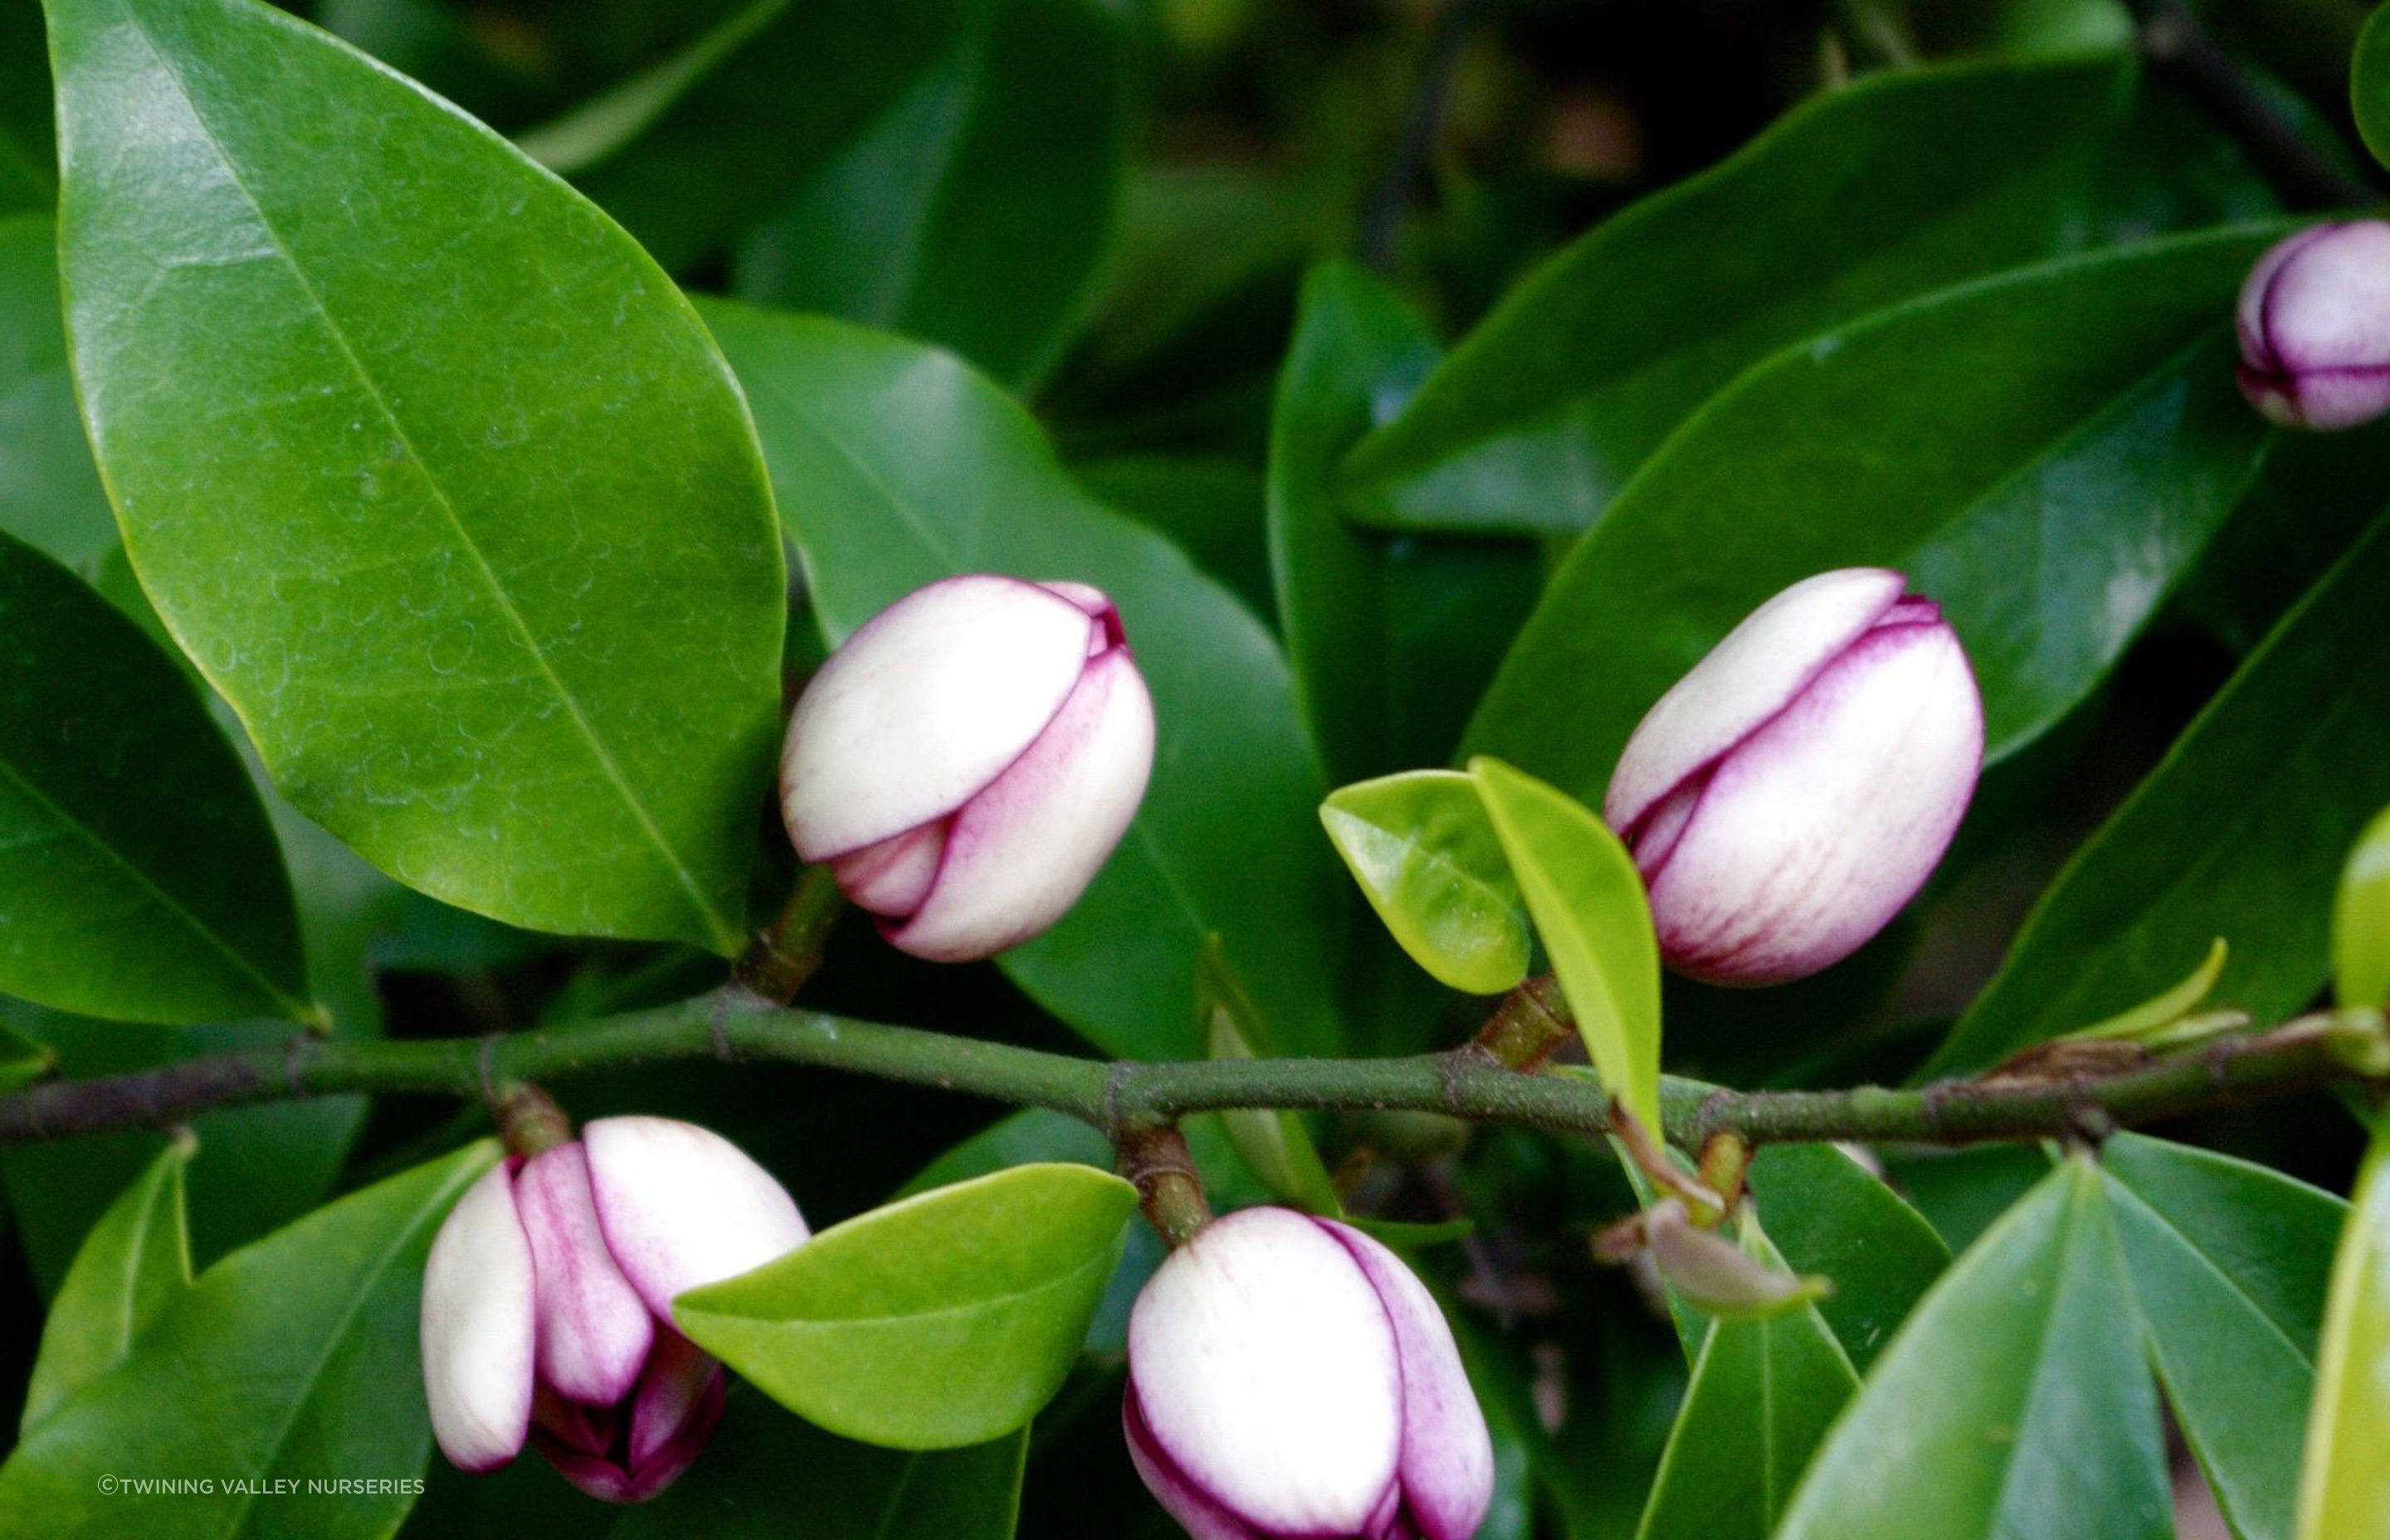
[1775,1157,2170,1540]
[2336,805,2390,1009]
[676,1163,1138,1450]
[1466,229,2280,806]
[701,299,1345,1060]
[0,1140,495,1540]
[2299,1116,2390,1539]
[1929,505,2390,1075]
[2105,1133,2342,1540]
[1633,1217,1857,1540]
[609,1388,1027,1540]
[2059,938,2231,1044]
[0,530,310,1023]
[21,1138,193,1435]
[1199,943,1342,1214]
[1468,756,1661,1134]
[45,0,785,954]
[1320,770,1529,996]
[1340,56,2277,536]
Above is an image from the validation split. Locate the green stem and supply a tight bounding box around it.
[0,987,2373,1157]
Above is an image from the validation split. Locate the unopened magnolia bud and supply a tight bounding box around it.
[781,575,1157,962]
[1124,1207,1494,1540]
[1604,568,1983,986]
[2236,221,2390,431]
[420,1117,809,1503]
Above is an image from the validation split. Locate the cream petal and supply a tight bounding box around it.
[584,1115,811,1321]
[781,575,1096,860]
[1127,1207,1403,1536]
[420,1159,536,1472]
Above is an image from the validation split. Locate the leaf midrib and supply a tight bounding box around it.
[2105,1179,2314,1369]
[0,749,302,1016]
[212,1154,484,1540]
[690,1239,1115,1332]
[114,5,733,951]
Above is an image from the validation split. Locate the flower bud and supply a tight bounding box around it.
[420,1117,809,1503]
[1124,1207,1495,1540]
[781,574,1158,962]
[1603,568,1982,986]
[2236,221,2390,431]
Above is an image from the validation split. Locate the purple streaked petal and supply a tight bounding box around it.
[625,1331,724,1470]
[517,1143,655,1406]
[2243,362,2390,431]
[1602,568,1907,835]
[2236,222,2337,371]
[1317,1221,1495,1540]
[1124,1386,1269,1540]
[781,575,1096,861]
[583,1115,811,1320]
[1647,615,1982,984]
[2251,221,2390,375]
[883,646,1155,962]
[420,1158,535,1473]
[829,819,950,918]
[1128,1208,1402,1536]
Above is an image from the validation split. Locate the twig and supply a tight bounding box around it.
[2124,0,2382,212]
[1358,0,1479,271]
[0,983,2375,1158]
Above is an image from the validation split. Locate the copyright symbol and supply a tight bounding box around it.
[96,1475,117,1494]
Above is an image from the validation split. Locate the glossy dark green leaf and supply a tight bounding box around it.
[533,0,959,273]
[22,1138,192,1434]
[676,1163,1138,1450]
[700,300,1346,1058]
[2355,2,2390,175]
[1620,1130,1946,1373]
[2299,1115,2390,1539]
[2103,1133,2343,1540]
[1744,1143,1948,1373]
[0,216,115,573]
[729,0,1129,387]
[0,1140,494,1540]
[1074,456,1273,624]
[1341,56,2276,535]
[897,1108,1115,1199]
[1471,757,1660,1133]
[1775,1158,2170,1540]
[1320,770,1529,996]
[1268,262,1542,782]
[1467,229,2280,806]
[0,529,309,1022]
[46,0,786,953]
[0,0,49,214]
[610,1390,1026,1540]
[0,1002,363,1296]
[1633,1221,1857,1540]
[1929,505,2390,1075]
[2337,804,2390,1008]
[1268,261,1441,782]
